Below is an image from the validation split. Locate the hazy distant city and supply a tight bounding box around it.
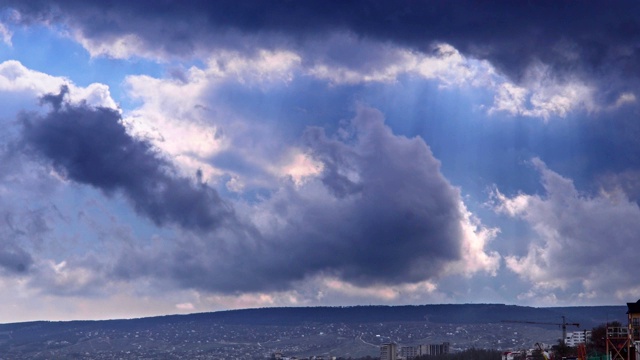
[0,319,564,359]
[0,304,626,359]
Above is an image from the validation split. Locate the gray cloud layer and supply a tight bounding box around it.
[0,242,32,274]
[20,86,233,232]
[14,87,471,294]
[4,1,640,101]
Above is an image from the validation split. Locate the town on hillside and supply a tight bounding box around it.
[270,300,640,360]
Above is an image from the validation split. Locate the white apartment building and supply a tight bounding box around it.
[565,330,591,347]
[397,342,450,359]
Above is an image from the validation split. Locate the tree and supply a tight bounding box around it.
[552,339,575,359]
[589,321,622,355]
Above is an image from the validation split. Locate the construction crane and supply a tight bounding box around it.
[502,316,580,345]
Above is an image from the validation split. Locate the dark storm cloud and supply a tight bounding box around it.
[114,108,469,292]
[4,1,640,97]
[304,128,363,198]
[290,109,465,285]
[19,87,232,232]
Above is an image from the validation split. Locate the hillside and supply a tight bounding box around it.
[0,304,628,359]
[114,304,626,328]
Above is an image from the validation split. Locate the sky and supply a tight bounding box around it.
[0,1,638,323]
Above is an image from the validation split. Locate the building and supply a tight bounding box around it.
[607,299,640,360]
[629,300,640,360]
[381,343,398,360]
[630,300,640,341]
[400,346,417,359]
[397,342,450,359]
[565,331,591,347]
[427,342,450,355]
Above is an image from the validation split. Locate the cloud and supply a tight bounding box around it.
[0,153,64,278]
[0,268,221,322]
[121,49,303,185]
[28,257,106,297]
[5,1,640,110]
[119,45,563,202]
[6,1,639,316]
[490,62,597,120]
[0,60,117,118]
[3,2,629,121]
[19,86,233,232]
[0,242,32,274]
[0,22,12,46]
[113,106,498,294]
[492,158,640,303]
[304,41,501,92]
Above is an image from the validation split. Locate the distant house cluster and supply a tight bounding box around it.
[381,342,450,360]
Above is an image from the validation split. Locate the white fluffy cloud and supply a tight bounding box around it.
[301,41,609,120]
[0,60,117,110]
[492,158,640,304]
[122,50,305,187]
[490,62,598,120]
[74,32,155,60]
